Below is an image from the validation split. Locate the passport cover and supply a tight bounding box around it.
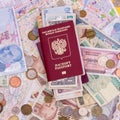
[38,21,84,81]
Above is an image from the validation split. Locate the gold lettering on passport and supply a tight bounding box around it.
[55,61,71,70]
[51,38,67,55]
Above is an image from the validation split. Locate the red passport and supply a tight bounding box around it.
[38,21,84,81]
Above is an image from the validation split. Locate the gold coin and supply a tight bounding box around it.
[86,29,96,39]
[117,104,120,111]
[44,95,53,103]
[58,116,68,120]
[21,104,32,115]
[8,115,19,120]
[106,59,115,69]
[79,10,87,18]
[91,105,102,117]
[28,31,38,41]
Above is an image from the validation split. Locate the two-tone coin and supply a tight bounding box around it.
[28,31,38,41]
[79,10,87,18]
[106,59,115,69]
[21,104,32,115]
[26,68,38,80]
[9,76,21,88]
[91,105,102,117]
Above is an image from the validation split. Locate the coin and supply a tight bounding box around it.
[9,76,21,88]
[12,106,20,114]
[1,99,6,106]
[79,10,87,18]
[0,103,3,113]
[61,106,73,117]
[28,31,38,41]
[91,105,102,117]
[26,68,38,80]
[115,68,120,77]
[30,116,40,120]
[0,93,4,102]
[86,29,96,39]
[79,107,88,116]
[8,115,19,120]
[58,116,68,120]
[106,59,115,69]
[21,104,32,115]
[71,109,81,119]
[44,95,53,103]
[96,114,109,120]
[25,55,34,67]
[117,103,120,111]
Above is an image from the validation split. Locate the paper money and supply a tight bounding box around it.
[81,47,120,77]
[0,7,26,76]
[54,76,83,100]
[103,17,120,43]
[49,76,78,89]
[77,24,120,50]
[77,0,119,29]
[77,87,96,107]
[84,73,120,106]
[42,6,73,26]
[46,13,76,26]
[32,88,58,120]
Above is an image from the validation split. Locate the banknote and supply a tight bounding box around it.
[46,13,76,26]
[81,47,120,77]
[54,76,83,100]
[103,17,120,43]
[48,76,78,89]
[77,0,119,29]
[76,87,96,107]
[0,0,14,8]
[76,19,120,50]
[42,6,73,26]
[83,73,120,106]
[32,88,58,120]
[0,7,26,76]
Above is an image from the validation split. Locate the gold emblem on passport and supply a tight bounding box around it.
[51,38,67,55]
[48,34,71,60]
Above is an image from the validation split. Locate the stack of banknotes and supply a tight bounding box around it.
[0,0,120,120]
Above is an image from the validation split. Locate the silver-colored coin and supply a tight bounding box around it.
[61,106,73,117]
[30,116,40,120]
